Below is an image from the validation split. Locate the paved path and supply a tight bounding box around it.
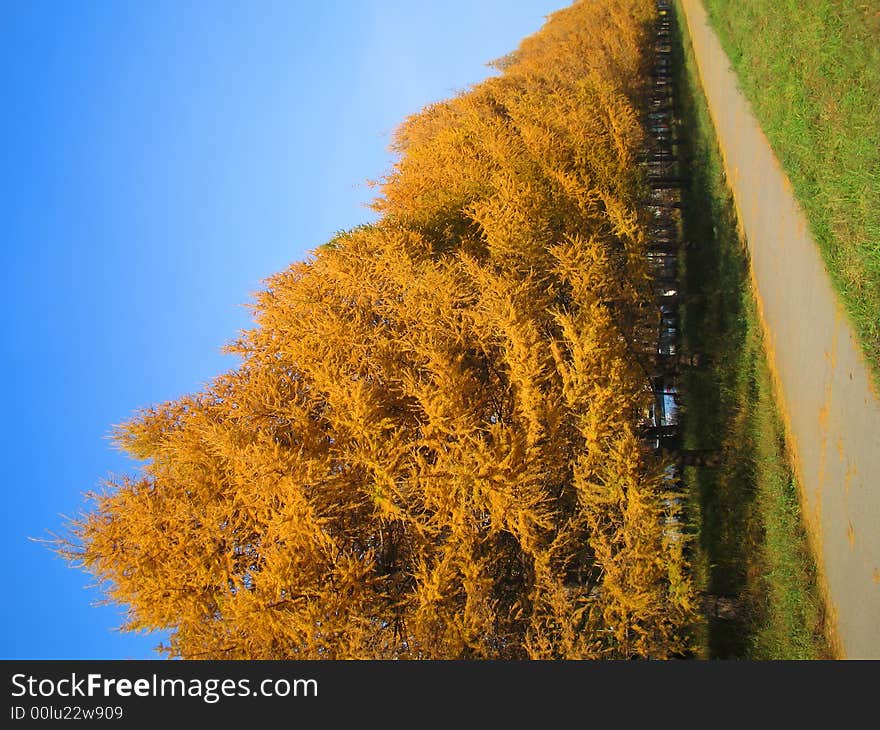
[679,0,880,658]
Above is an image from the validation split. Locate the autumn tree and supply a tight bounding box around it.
[60,0,695,659]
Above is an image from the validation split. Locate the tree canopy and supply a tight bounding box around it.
[61,0,695,659]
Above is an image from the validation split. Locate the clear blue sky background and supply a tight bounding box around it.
[1,0,566,659]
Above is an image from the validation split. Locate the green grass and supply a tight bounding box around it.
[671,2,832,659]
[701,0,880,387]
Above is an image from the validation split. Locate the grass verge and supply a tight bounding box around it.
[701,0,880,388]
[671,1,832,659]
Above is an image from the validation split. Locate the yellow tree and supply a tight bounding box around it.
[60,0,694,659]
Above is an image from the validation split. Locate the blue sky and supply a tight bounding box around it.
[0,0,566,659]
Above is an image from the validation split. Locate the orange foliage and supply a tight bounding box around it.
[60,0,695,659]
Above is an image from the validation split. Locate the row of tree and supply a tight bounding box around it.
[61,0,696,659]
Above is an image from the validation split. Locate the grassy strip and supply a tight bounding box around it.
[701,0,880,387]
[671,2,832,659]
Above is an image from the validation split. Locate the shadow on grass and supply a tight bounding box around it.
[670,2,831,659]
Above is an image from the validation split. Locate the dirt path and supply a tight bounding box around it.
[679,0,880,658]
